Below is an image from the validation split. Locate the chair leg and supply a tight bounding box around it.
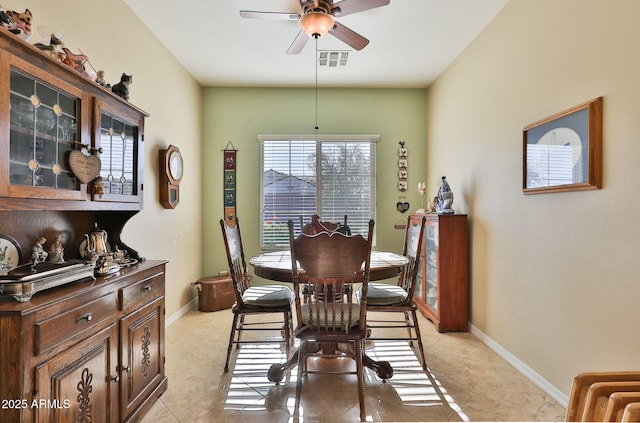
[225,312,240,372]
[235,314,245,348]
[355,340,366,422]
[294,342,306,419]
[283,310,292,359]
[404,311,414,346]
[410,309,427,371]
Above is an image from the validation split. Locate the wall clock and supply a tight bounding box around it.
[159,145,183,209]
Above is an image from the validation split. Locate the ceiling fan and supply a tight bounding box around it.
[240,0,390,54]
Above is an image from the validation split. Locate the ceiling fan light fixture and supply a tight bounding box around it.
[299,11,334,38]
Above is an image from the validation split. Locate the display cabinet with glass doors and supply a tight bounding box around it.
[411,213,469,332]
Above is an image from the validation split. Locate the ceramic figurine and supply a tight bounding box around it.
[31,236,48,265]
[436,176,455,215]
[5,9,32,40]
[0,8,13,30]
[111,73,132,100]
[34,33,64,59]
[95,70,111,88]
[47,235,65,263]
[62,47,89,75]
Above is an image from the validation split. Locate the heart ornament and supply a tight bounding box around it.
[396,201,410,213]
[68,150,102,184]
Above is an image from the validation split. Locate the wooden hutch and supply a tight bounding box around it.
[0,30,167,422]
[411,213,469,332]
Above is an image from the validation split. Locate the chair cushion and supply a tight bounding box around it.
[242,284,293,307]
[365,282,408,305]
[299,303,361,330]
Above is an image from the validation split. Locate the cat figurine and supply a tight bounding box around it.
[111,73,132,100]
[5,9,32,40]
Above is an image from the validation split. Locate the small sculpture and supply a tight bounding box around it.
[47,235,65,263]
[416,181,427,213]
[111,73,132,100]
[430,196,438,213]
[62,47,89,76]
[31,236,48,266]
[436,176,455,215]
[95,70,111,88]
[0,9,13,30]
[34,33,64,60]
[4,9,32,40]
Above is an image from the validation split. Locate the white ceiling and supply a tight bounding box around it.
[122,0,508,88]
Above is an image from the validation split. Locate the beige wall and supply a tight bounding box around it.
[4,0,204,317]
[427,0,640,398]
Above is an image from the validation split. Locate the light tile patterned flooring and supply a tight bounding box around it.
[141,308,566,422]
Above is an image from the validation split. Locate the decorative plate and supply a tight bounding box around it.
[0,234,23,275]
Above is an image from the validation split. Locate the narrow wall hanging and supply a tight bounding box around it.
[223,141,237,227]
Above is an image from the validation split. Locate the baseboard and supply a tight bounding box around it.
[469,324,569,408]
[166,296,198,327]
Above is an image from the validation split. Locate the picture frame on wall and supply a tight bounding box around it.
[522,97,602,194]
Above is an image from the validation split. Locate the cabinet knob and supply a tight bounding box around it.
[76,313,93,323]
[142,285,152,292]
[111,375,120,382]
[122,366,131,373]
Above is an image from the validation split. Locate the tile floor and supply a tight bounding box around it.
[141,308,566,422]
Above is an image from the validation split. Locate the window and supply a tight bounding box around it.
[260,134,378,248]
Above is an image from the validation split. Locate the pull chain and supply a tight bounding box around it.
[314,35,319,132]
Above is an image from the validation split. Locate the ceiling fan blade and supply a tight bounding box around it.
[329,22,369,50]
[330,0,390,17]
[286,29,311,55]
[240,10,300,20]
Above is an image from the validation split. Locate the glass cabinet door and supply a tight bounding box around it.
[93,101,144,204]
[8,68,85,199]
[424,222,439,312]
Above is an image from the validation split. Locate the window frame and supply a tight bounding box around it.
[259,134,378,250]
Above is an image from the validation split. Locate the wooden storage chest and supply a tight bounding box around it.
[193,276,235,312]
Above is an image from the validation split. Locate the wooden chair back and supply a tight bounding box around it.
[289,219,374,333]
[301,214,349,235]
[583,382,640,421]
[621,402,640,422]
[219,217,250,307]
[398,215,426,301]
[566,371,640,421]
[603,392,640,422]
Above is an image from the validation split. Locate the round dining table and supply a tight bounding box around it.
[249,249,408,382]
[249,250,409,282]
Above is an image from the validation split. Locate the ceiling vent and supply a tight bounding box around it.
[318,50,349,67]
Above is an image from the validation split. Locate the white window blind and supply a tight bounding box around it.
[260,135,377,248]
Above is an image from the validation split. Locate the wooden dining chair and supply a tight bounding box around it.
[565,371,640,421]
[219,217,294,372]
[603,392,640,422]
[359,214,428,370]
[288,219,374,422]
[582,382,640,422]
[621,402,640,422]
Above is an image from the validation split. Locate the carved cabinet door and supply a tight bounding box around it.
[34,323,119,423]
[119,297,165,420]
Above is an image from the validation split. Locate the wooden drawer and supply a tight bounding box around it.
[119,272,165,314]
[35,292,117,355]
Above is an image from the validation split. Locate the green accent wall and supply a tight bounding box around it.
[202,87,427,279]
